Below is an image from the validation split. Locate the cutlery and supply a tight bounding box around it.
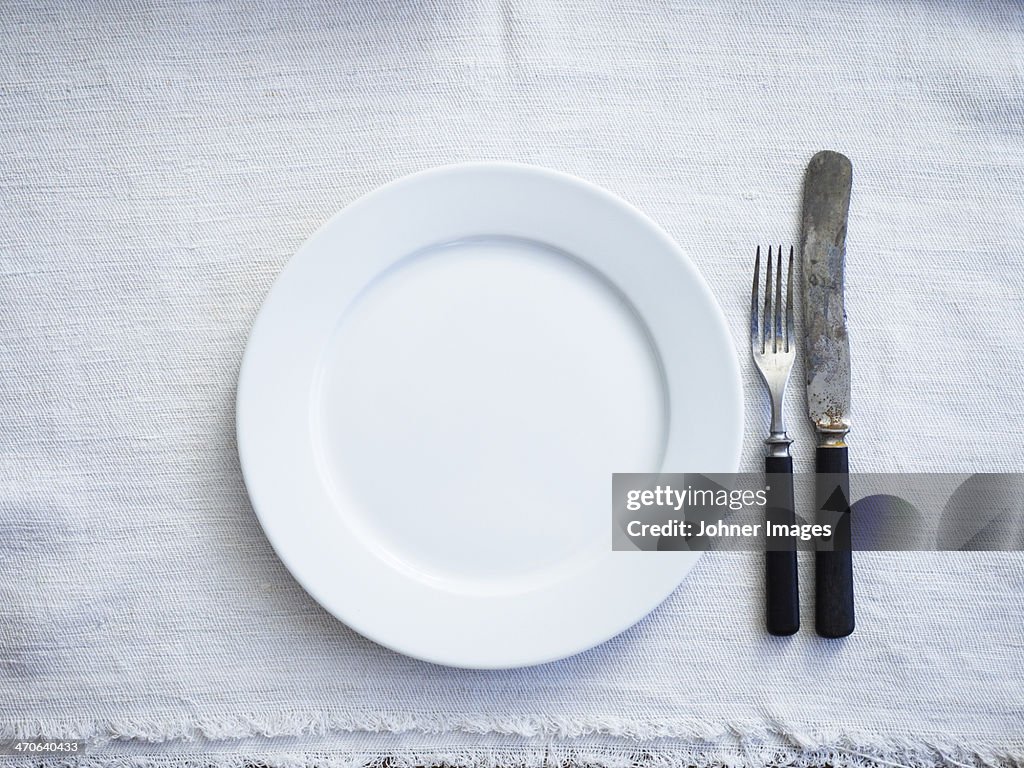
[800,150,855,638]
[751,244,800,636]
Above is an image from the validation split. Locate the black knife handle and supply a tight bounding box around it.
[815,446,855,638]
[765,455,799,636]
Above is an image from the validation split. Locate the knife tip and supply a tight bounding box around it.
[809,150,853,174]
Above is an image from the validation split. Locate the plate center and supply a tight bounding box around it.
[315,236,667,594]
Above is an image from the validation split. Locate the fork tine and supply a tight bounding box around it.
[750,245,762,350]
[762,246,773,355]
[774,241,782,354]
[775,244,784,352]
[786,246,795,352]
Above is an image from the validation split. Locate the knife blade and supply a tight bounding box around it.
[800,150,855,638]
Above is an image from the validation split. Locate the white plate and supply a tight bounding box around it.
[237,163,741,668]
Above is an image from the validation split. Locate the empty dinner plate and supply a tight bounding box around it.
[236,163,741,668]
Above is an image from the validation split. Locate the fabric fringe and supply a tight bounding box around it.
[0,714,1021,768]
[0,744,1022,768]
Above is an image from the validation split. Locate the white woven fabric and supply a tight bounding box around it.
[2,1,1024,766]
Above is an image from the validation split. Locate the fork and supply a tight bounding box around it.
[751,245,800,636]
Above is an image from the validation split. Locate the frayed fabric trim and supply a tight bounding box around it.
[0,742,1022,768]
[3,713,1018,745]
[0,715,1022,768]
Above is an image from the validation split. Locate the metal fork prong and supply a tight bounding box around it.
[750,243,795,457]
[750,245,761,349]
[786,246,795,352]
[762,246,773,355]
[774,243,783,352]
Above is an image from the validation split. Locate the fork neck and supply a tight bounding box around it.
[766,391,792,458]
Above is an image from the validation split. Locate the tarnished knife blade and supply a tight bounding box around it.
[801,151,852,442]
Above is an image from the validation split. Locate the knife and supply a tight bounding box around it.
[800,150,855,638]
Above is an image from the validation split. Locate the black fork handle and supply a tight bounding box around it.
[815,446,855,638]
[765,455,799,635]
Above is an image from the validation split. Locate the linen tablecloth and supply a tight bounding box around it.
[2,1,1024,766]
